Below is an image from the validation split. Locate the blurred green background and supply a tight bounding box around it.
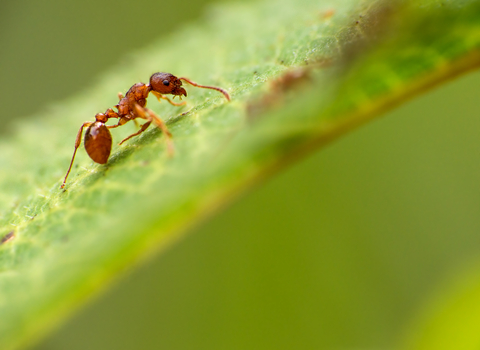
[0,0,238,132]
[2,0,480,349]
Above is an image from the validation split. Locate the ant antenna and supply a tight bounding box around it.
[179,77,231,101]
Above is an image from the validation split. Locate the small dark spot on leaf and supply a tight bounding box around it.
[1,231,15,245]
[340,3,397,65]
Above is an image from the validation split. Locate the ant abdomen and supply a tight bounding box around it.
[84,122,112,164]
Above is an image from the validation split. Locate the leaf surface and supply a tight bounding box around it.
[1,0,480,349]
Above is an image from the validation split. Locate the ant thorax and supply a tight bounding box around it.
[117,83,150,116]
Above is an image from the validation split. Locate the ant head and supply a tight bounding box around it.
[149,72,187,97]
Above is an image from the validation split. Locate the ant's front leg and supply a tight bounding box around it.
[118,92,124,101]
[151,91,186,107]
[61,122,92,188]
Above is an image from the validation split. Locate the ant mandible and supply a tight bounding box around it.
[61,72,230,188]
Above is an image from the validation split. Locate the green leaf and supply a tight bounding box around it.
[1,0,480,349]
[402,263,480,350]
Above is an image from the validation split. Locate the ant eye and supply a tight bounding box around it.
[163,80,169,86]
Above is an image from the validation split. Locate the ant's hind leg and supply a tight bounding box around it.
[151,91,186,107]
[61,122,92,188]
[118,121,152,145]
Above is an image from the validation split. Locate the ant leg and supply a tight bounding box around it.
[109,120,139,128]
[107,124,122,129]
[145,108,174,156]
[134,104,174,155]
[107,116,131,129]
[118,92,124,101]
[179,77,231,101]
[61,122,92,188]
[118,121,152,145]
[151,91,186,106]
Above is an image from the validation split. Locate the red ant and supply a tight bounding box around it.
[61,72,230,188]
